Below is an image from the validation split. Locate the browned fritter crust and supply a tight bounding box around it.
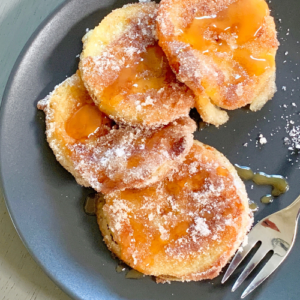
[157,0,279,126]
[97,141,253,281]
[79,2,195,128]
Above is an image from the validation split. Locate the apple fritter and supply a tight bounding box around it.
[97,141,253,281]
[79,2,195,128]
[157,0,278,126]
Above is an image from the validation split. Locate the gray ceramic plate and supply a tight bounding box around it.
[1,0,300,299]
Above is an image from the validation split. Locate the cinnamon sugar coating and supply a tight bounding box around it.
[71,116,196,193]
[37,72,112,187]
[97,141,253,281]
[157,0,279,126]
[38,72,196,194]
[79,2,195,128]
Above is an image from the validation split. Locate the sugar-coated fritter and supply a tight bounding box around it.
[80,2,195,128]
[38,72,196,194]
[37,71,112,187]
[157,0,279,126]
[97,141,253,281]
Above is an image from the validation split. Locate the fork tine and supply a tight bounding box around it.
[231,245,269,292]
[241,254,284,298]
[221,236,258,284]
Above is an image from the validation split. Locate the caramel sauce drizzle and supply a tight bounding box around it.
[101,44,174,106]
[235,164,289,204]
[83,193,98,216]
[65,104,111,140]
[178,0,274,77]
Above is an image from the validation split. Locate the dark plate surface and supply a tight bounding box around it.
[0,0,300,299]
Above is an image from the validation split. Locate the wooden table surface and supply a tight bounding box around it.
[0,1,72,299]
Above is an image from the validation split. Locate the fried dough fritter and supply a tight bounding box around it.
[72,116,196,193]
[37,71,112,187]
[97,141,253,281]
[157,0,279,126]
[38,72,196,193]
[79,2,195,128]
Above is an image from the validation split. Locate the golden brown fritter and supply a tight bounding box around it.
[157,0,279,126]
[79,2,195,128]
[97,141,253,281]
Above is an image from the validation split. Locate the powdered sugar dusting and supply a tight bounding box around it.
[285,124,300,151]
[193,217,211,236]
[107,199,132,232]
[157,0,278,126]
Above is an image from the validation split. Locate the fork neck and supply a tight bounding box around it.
[283,195,300,221]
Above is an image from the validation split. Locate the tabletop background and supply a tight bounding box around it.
[0,1,72,299]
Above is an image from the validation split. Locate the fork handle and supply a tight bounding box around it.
[283,195,300,221]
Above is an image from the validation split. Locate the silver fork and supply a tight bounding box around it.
[222,195,300,298]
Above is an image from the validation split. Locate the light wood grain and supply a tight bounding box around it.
[0,0,72,299]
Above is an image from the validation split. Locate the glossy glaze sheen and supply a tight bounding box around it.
[178,0,273,76]
[0,0,300,300]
